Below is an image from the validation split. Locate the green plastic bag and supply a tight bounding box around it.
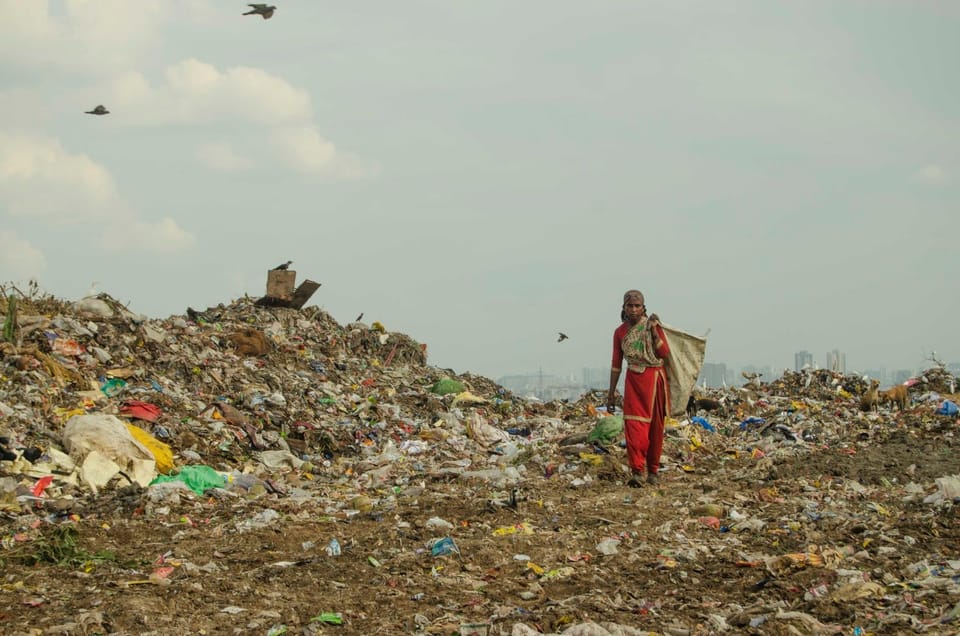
[310,612,343,625]
[431,377,465,396]
[150,465,225,495]
[587,415,624,444]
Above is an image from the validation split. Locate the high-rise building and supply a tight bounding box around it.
[699,362,728,388]
[581,367,608,390]
[825,349,846,373]
[891,369,912,385]
[794,350,814,371]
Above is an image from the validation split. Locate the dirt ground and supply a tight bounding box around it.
[2,417,958,636]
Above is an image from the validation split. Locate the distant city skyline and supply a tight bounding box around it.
[497,353,959,399]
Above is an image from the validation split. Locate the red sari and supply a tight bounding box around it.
[612,321,671,474]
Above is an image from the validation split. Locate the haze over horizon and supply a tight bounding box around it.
[1,1,957,381]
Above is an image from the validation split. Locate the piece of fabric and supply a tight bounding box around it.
[119,400,162,423]
[660,323,707,417]
[620,317,665,369]
[612,321,670,372]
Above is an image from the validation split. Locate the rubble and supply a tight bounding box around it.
[1,282,958,635]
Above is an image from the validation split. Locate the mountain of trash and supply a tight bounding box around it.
[1,283,959,636]
[0,286,528,488]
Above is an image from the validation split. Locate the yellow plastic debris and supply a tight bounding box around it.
[451,391,487,407]
[125,424,174,474]
[578,452,604,466]
[493,522,534,536]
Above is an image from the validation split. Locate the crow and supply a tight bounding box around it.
[243,3,276,19]
[85,105,109,115]
[355,313,364,322]
[557,332,569,343]
[272,260,292,271]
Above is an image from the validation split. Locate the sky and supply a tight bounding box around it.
[1,0,958,381]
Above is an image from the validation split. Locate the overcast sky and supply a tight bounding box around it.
[1,0,957,380]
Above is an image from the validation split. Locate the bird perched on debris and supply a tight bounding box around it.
[742,371,762,389]
[272,260,292,271]
[557,332,569,343]
[243,3,276,19]
[355,313,364,322]
[85,105,109,115]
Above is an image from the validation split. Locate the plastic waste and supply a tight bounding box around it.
[99,378,127,397]
[429,536,459,557]
[326,538,341,556]
[235,509,280,533]
[596,538,621,555]
[150,465,225,495]
[430,377,464,395]
[125,423,174,474]
[587,416,624,443]
[63,414,159,489]
[935,400,958,416]
[691,416,715,432]
[310,612,343,625]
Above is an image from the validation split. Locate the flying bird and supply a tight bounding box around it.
[243,3,276,19]
[272,260,292,271]
[355,313,364,322]
[557,332,569,343]
[85,105,109,116]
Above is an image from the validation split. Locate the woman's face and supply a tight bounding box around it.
[623,297,645,324]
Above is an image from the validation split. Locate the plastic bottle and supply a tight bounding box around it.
[326,538,341,556]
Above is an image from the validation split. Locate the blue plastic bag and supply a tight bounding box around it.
[430,537,460,557]
[935,400,959,416]
[692,416,715,432]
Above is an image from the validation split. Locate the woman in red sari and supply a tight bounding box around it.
[606,290,670,487]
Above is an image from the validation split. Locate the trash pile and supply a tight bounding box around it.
[1,284,959,635]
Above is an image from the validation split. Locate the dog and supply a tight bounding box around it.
[859,379,880,412]
[879,385,909,411]
[686,395,724,417]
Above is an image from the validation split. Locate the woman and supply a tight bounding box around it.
[607,290,671,487]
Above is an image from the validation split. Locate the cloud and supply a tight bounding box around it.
[0,131,116,222]
[0,230,46,281]
[0,0,218,75]
[196,142,254,173]
[99,217,197,254]
[272,126,375,178]
[104,59,374,178]
[0,88,51,127]
[0,131,195,254]
[108,59,313,126]
[913,164,947,186]
[0,0,162,74]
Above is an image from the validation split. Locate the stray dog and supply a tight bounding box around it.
[879,385,909,411]
[686,395,724,418]
[859,379,880,412]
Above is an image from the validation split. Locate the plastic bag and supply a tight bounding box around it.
[431,377,465,395]
[935,400,958,416]
[150,465,224,495]
[587,416,623,444]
